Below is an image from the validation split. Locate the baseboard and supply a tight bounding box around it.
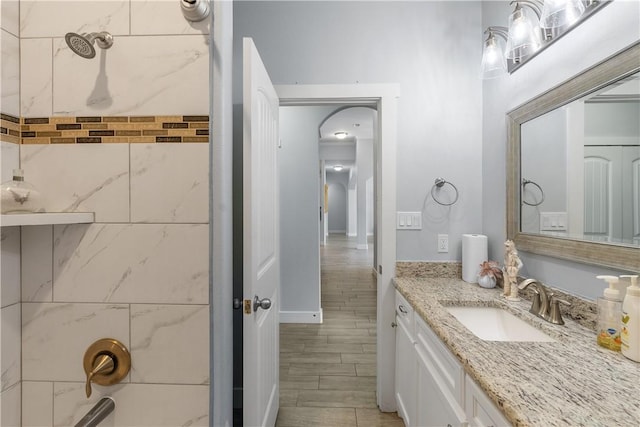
[347,233,357,237]
[280,310,323,324]
[357,243,368,250]
[328,229,346,233]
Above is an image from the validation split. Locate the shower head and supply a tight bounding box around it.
[65,31,114,59]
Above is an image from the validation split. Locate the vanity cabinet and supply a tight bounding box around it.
[415,314,466,427]
[394,290,512,427]
[394,291,416,426]
[465,375,511,427]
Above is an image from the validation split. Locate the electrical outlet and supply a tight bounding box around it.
[437,234,448,253]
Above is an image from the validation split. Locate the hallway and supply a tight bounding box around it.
[276,235,404,427]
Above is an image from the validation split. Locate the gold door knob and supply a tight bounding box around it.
[83,338,131,398]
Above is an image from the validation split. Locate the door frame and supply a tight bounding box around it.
[276,83,400,411]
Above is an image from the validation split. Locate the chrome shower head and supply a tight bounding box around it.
[65,31,114,59]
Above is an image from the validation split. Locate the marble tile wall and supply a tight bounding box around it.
[20,1,210,118]
[1,29,20,118]
[1,1,212,425]
[1,2,21,423]
[18,143,210,426]
[1,225,21,427]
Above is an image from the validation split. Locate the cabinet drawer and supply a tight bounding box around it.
[465,375,512,427]
[395,291,414,336]
[415,315,464,405]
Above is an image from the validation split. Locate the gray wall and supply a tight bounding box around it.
[585,101,640,142]
[356,138,374,247]
[234,1,483,261]
[327,172,349,233]
[520,108,567,233]
[232,1,638,303]
[481,1,640,300]
[279,106,335,315]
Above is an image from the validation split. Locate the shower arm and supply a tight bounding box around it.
[87,32,114,49]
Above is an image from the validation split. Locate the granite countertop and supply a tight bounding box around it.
[394,277,640,427]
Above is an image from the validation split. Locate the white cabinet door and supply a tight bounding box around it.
[415,348,467,427]
[394,294,512,427]
[465,376,511,427]
[395,315,415,426]
[395,291,415,426]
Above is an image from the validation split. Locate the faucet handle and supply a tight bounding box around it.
[518,279,543,315]
[85,354,115,398]
[548,294,571,325]
[528,288,542,316]
[83,339,131,399]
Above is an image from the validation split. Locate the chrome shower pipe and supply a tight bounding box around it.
[74,397,115,427]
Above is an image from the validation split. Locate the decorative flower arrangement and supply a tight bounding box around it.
[477,261,503,289]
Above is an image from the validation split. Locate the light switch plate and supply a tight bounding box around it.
[539,212,567,231]
[397,212,422,230]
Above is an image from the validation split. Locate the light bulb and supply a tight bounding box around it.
[481,35,507,79]
[506,6,541,61]
[540,0,585,29]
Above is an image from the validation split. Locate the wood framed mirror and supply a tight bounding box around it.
[507,42,640,272]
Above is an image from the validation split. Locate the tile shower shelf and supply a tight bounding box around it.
[0,212,94,227]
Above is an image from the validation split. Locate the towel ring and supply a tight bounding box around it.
[431,178,459,206]
[521,179,545,206]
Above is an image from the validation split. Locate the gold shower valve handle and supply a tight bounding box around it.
[83,339,131,399]
[85,354,115,398]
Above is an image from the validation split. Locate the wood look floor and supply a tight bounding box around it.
[276,235,404,427]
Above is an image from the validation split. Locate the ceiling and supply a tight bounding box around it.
[319,106,376,173]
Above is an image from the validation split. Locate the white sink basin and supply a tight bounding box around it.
[446,306,556,342]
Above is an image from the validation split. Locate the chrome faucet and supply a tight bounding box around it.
[518,279,570,325]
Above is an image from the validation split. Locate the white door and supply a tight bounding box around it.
[583,146,640,244]
[243,37,280,427]
[584,146,621,242]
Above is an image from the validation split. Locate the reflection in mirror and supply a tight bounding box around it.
[507,42,639,272]
[520,72,640,247]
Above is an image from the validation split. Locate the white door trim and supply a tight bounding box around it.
[210,2,233,426]
[276,83,400,411]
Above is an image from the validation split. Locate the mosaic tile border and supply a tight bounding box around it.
[1,114,209,144]
[1,113,21,144]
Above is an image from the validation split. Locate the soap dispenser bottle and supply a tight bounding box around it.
[596,275,622,352]
[0,169,45,214]
[620,275,640,362]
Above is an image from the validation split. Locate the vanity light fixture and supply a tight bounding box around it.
[540,0,586,30]
[333,165,344,172]
[334,131,348,139]
[481,0,605,79]
[506,1,543,62]
[481,27,509,79]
